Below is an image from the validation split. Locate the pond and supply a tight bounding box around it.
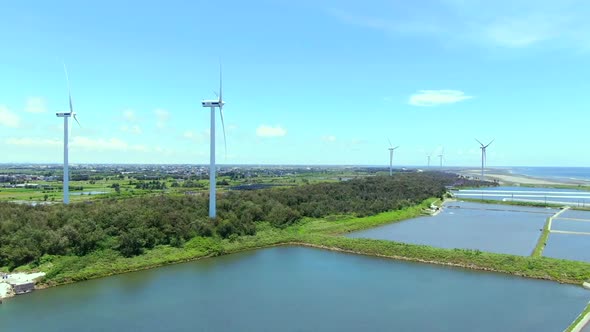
[0,247,588,332]
[347,201,550,256]
[452,186,590,206]
[544,233,590,263]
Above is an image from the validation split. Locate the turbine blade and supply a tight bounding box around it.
[475,138,484,146]
[485,139,495,148]
[219,63,223,103]
[219,107,227,158]
[63,63,74,114]
[387,138,392,147]
[73,113,81,127]
[394,146,399,150]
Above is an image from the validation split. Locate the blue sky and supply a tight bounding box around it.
[1,0,589,167]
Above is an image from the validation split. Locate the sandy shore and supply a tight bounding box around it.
[0,283,12,299]
[0,272,46,300]
[460,170,573,186]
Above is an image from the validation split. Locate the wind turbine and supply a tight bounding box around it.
[55,64,80,204]
[201,65,227,219]
[427,154,431,167]
[476,139,494,180]
[387,139,399,176]
[438,147,444,168]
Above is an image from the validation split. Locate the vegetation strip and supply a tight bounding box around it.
[532,207,570,257]
[30,203,590,288]
[565,302,590,332]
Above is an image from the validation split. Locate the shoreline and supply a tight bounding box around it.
[4,197,590,302]
[0,272,46,300]
[27,237,590,294]
[458,169,590,186]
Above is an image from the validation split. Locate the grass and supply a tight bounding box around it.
[291,198,438,235]
[295,235,590,284]
[35,226,298,286]
[532,216,552,257]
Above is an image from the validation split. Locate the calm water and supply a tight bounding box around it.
[560,209,590,220]
[544,233,590,263]
[552,219,590,233]
[453,186,590,205]
[348,201,549,255]
[0,247,588,332]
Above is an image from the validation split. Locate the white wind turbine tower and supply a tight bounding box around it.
[438,147,444,168]
[476,139,494,180]
[387,139,399,176]
[427,154,431,167]
[202,65,227,219]
[55,64,81,204]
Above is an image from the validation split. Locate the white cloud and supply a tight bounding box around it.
[5,137,60,147]
[122,109,138,122]
[328,2,590,50]
[350,138,366,145]
[24,97,47,113]
[70,137,150,152]
[182,129,209,143]
[183,130,195,139]
[120,124,142,135]
[322,135,337,142]
[256,125,287,137]
[408,90,472,107]
[154,109,170,128]
[6,136,148,153]
[0,105,20,128]
[483,15,561,48]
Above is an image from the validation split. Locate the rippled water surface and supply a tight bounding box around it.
[1,247,588,332]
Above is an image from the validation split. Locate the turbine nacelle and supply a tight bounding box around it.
[56,112,72,117]
[202,100,225,108]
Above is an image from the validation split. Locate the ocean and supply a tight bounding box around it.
[504,167,590,182]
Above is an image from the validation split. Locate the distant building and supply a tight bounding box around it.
[11,282,35,295]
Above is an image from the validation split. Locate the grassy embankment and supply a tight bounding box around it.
[10,197,590,288]
[532,215,552,257]
[565,301,590,332]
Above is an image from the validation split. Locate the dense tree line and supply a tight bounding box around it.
[0,172,487,268]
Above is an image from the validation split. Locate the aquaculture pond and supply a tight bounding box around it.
[348,201,552,255]
[452,186,590,205]
[1,247,588,332]
[544,233,590,263]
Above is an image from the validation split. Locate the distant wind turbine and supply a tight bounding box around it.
[427,154,431,167]
[476,139,494,180]
[438,147,444,168]
[387,139,399,176]
[55,64,81,204]
[202,65,227,219]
